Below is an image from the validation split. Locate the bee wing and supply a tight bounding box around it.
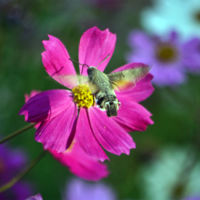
[88,82,100,94]
[57,75,99,94]
[57,75,89,87]
[107,66,150,91]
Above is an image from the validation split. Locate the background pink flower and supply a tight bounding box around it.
[19,26,154,162]
[49,142,109,181]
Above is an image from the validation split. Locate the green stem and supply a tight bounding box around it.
[0,123,36,145]
[0,150,48,193]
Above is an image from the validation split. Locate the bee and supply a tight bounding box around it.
[53,55,149,117]
[67,55,150,117]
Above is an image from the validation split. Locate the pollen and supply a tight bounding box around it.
[72,84,94,108]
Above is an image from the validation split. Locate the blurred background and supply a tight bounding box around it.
[0,0,200,199]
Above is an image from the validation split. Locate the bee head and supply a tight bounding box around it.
[87,67,98,77]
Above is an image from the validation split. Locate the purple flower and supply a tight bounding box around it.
[63,178,116,200]
[0,144,32,200]
[26,193,43,200]
[182,37,200,73]
[19,26,154,161]
[127,30,200,87]
[183,196,200,200]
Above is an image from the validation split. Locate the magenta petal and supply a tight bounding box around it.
[89,107,136,156]
[79,26,116,75]
[42,35,78,89]
[24,90,41,128]
[75,108,109,162]
[19,90,72,123]
[25,90,41,103]
[113,96,153,132]
[35,102,78,152]
[116,74,154,102]
[49,142,109,181]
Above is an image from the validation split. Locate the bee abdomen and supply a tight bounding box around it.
[96,93,119,117]
[105,102,118,117]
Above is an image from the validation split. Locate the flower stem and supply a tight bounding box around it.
[0,123,36,145]
[0,150,48,193]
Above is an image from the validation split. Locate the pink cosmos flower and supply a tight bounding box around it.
[19,26,154,161]
[25,91,109,181]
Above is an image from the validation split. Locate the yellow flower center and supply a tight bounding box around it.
[72,84,94,108]
[156,43,177,63]
[171,182,186,199]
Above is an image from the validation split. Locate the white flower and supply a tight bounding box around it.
[139,146,200,200]
[141,0,200,40]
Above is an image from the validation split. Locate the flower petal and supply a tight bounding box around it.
[42,35,78,89]
[65,179,116,200]
[89,107,136,156]
[25,90,41,103]
[111,62,149,73]
[35,101,78,152]
[113,96,153,132]
[128,30,155,52]
[75,108,109,162]
[26,193,43,200]
[49,142,109,181]
[19,90,72,123]
[79,26,116,75]
[24,90,42,128]
[182,38,200,72]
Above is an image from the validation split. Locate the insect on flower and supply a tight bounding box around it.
[19,26,154,161]
[67,55,150,117]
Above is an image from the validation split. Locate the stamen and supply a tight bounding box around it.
[72,84,94,108]
[156,43,177,63]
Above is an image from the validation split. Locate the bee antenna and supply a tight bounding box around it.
[69,58,89,67]
[69,58,89,74]
[96,54,110,68]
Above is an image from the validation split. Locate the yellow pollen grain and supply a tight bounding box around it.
[72,84,94,108]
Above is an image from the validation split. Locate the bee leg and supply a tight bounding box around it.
[93,95,95,106]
